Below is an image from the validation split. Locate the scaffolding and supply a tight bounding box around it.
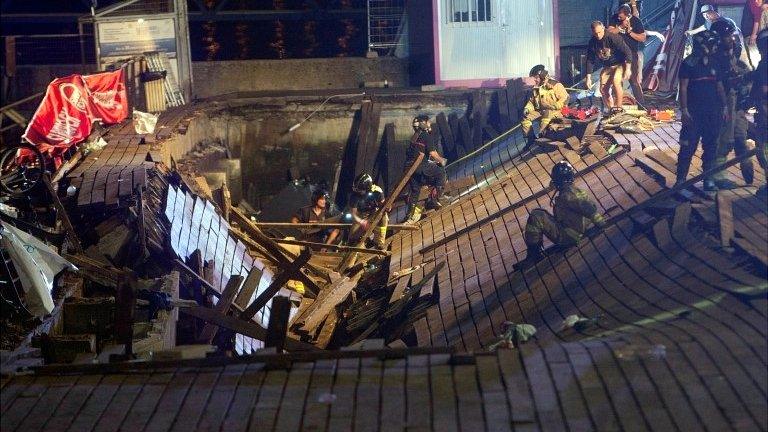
[367,0,407,55]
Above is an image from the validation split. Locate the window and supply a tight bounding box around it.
[448,0,492,23]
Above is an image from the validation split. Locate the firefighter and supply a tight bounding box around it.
[676,30,728,191]
[518,161,606,268]
[347,173,388,250]
[521,65,569,143]
[291,188,340,248]
[752,28,768,197]
[710,19,755,189]
[404,114,448,224]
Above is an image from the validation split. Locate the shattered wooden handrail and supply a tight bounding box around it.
[419,147,628,254]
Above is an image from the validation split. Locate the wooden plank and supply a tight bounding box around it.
[234,266,263,310]
[239,247,312,321]
[448,113,465,157]
[635,157,675,188]
[43,174,83,252]
[716,193,734,248]
[436,112,457,161]
[265,295,292,351]
[496,89,513,131]
[198,275,244,344]
[299,272,361,333]
[588,141,608,159]
[458,115,472,154]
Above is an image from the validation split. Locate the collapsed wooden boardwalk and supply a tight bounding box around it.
[2,106,767,430]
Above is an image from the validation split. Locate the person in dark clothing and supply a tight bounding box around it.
[404,114,448,224]
[291,188,340,247]
[676,30,729,191]
[585,21,634,115]
[710,19,755,189]
[608,4,648,108]
[751,28,768,196]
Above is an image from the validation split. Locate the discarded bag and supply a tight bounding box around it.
[133,109,159,134]
[0,222,77,317]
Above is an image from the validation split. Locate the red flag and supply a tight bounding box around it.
[83,69,128,124]
[22,75,93,158]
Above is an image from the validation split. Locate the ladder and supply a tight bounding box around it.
[144,52,185,107]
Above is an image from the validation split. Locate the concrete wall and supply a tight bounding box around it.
[191,57,409,99]
[1,57,409,105]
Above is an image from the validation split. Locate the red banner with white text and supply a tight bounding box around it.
[22,75,94,158]
[83,69,128,124]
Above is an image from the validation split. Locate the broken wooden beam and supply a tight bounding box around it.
[716,193,734,248]
[197,275,244,344]
[240,247,312,321]
[63,253,123,288]
[265,296,292,352]
[43,174,83,252]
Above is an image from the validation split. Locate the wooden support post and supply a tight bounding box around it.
[240,247,312,321]
[114,271,136,357]
[197,275,244,344]
[221,182,231,222]
[43,173,83,252]
[337,152,424,272]
[265,296,292,351]
[135,186,148,256]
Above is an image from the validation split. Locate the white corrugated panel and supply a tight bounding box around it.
[437,0,556,82]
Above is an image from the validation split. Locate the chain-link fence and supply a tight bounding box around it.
[367,0,406,54]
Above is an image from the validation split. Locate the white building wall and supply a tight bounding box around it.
[436,0,556,85]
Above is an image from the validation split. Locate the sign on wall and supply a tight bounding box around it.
[98,18,177,58]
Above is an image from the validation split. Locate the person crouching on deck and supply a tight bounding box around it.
[521,65,569,145]
[518,161,606,268]
[347,173,388,250]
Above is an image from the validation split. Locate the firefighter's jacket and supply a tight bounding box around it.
[525,79,569,112]
[552,185,605,242]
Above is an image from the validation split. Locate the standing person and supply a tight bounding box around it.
[291,188,340,248]
[521,65,569,144]
[751,28,768,197]
[404,115,447,224]
[687,5,751,66]
[517,161,606,269]
[585,21,633,115]
[676,31,728,191]
[710,20,756,189]
[347,173,388,250]
[608,3,648,109]
[746,0,765,46]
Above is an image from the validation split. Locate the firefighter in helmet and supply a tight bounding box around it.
[518,161,605,268]
[676,30,728,190]
[709,19,755,189]
[347,172,388,250]
[404,114,448,224]
[521,65,569,143]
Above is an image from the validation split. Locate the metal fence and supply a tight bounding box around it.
[367,0,406,54]
[1,34,95,66]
